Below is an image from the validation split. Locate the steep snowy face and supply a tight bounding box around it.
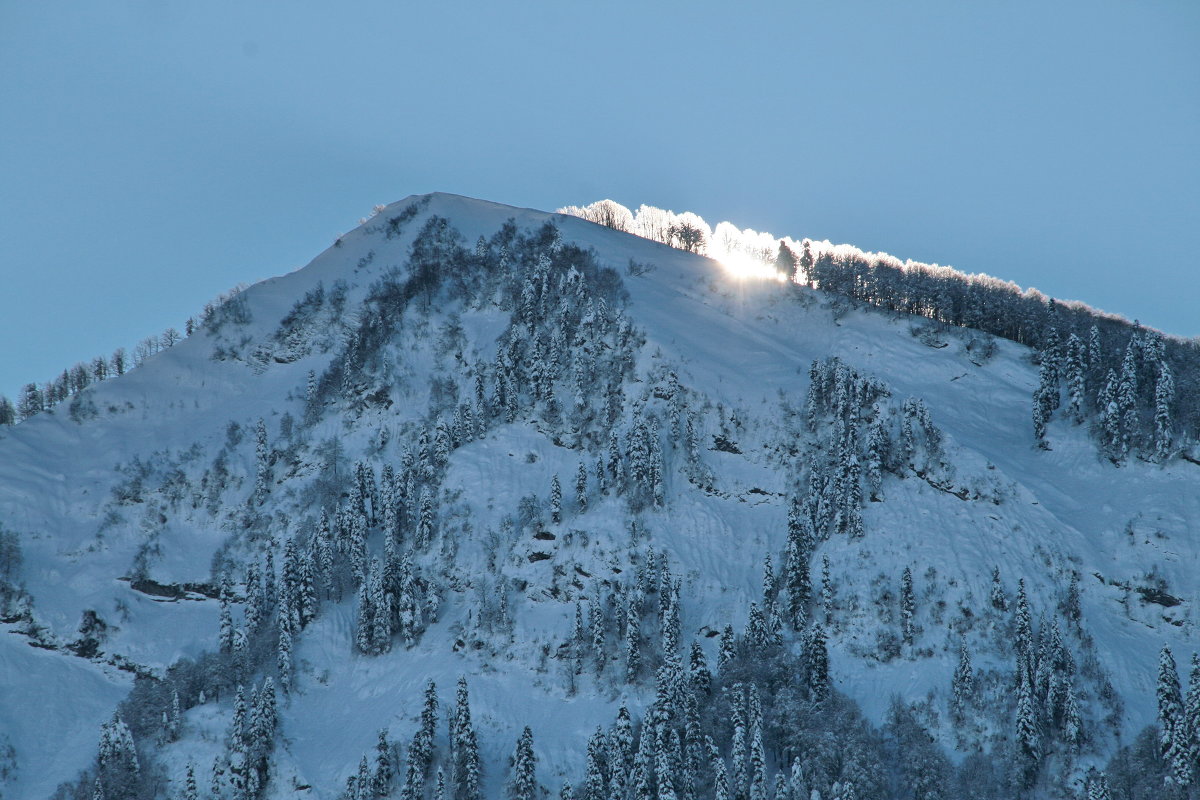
[0,192,1196,800]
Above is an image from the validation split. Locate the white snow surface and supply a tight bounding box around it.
[0,192,1196,798]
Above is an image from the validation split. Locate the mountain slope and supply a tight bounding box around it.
[1,193,1196,800]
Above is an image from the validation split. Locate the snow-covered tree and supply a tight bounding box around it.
[1016,673,1040,763]
[952,641,973,714]
[900,566,916,646]
[575,461,589,512]
[806,624,830,701]
[509,726,537,800]
[550,474,562,524]
[1154,360,1175,461]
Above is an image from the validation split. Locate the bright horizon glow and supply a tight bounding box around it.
[711,247,787,282]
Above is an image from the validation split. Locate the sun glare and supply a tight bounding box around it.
[713,249,787,282]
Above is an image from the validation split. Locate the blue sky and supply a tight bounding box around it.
[2,1,1197,399]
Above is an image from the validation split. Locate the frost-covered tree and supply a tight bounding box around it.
[730,715,748,800]
[183,762,198,800]
[900,566,916,646]
[584,727,609,800]
[625,596,642,682]
[718,624,736,677]
[575,461,589,512]
[989,567,1007,613]
[806,624,830,701]
[689,641,711,697]
[1085,769,1111,800]
[821,556,834,627]
[784,519,812,631]
[1032,391,1048,449]
[219,583,235,654]
[17,383,43,420]
[1155,361,1175,461]
[96,713,140,800]
[277,608,293,692]
[452,677,482,800]
[1065,333,1087,423]
[372,729,393,797]
[1158,646,1192,786]
[417,490,436,549]
[1016,673,1040,764]
[254,418,270,504]
[550,474,562,524]
[952,641,973,714]
[1186,653,1200,774]
[1097,369,1122,461]
[509,726,537,800]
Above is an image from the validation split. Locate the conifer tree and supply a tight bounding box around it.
[711,747,730,800]
[900,566,916,646]
[1159,646,1191,786]
[689,641,711,696]
[575,461,589,512]
[729,717,747,800]
[718,624,736,676]
[417,490,435,549]
[784,525,811,631]
[277,608,293,692]
[254,418,270,504]
[510,726,537,800]
[625,598,642,682]
[550,474,562,524]
[1062,682,1083,749]
[356,756,371,800]
[989,567,1007,612]
[761,553,775,611]
[356,575,375,655]
[1116,347,1139,458]
[1085,770,1111,800]
[1014,674,1039,771]
[211,756,226,800]
[167,689,182,742]
[806,624,830,702]
[1087,325,1102,371]
[219,585,235,654]
[952,641,973,714]
[1187,653,1200,776]
[591,599,607,671]
[373,729,393,798]
[655,725,679,800]
[865,412,886,501]
[748,723,767,800]
[821,556,834,627]
[611,706,636,790]
[1155,360,1175,461]
[183,762,198,800]
[634,722,656,800]
[452,677,482,800]
[1097,369,1121,461]
[230,685,248,750]
[1014,579,1033,684]
[1032,392,1048,448]
[585,727,610,800]
[1065,333,1087,423]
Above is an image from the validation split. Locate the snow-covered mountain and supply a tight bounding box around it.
[2,193,1197,800]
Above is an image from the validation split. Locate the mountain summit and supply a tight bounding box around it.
[1,193,1196,800]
